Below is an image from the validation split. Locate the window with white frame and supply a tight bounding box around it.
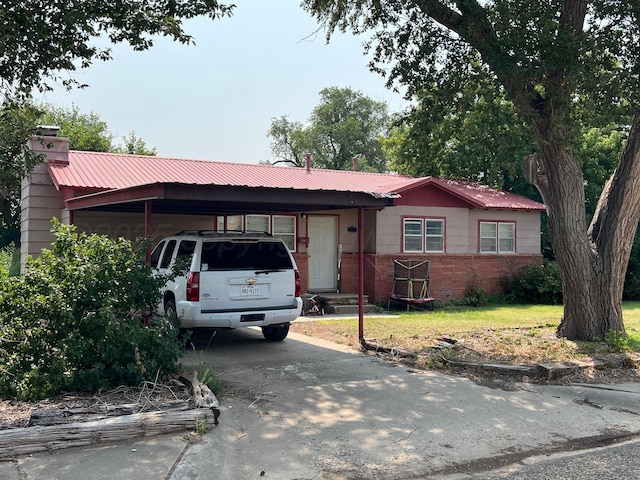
[403,218,445,253]
[403,218,423,252]
[215,215,297,251]
[425,219,445,252]
[480,221,515,253]
[245,214,270,233]
[216,215,243,232]
[272,215,296,251]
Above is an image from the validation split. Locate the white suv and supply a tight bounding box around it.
[150,231,303,340]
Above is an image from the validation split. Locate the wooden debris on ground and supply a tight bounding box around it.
[0,375,220,458]
[0,409,215,459]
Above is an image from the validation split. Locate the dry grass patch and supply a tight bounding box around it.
[291,303,640,383]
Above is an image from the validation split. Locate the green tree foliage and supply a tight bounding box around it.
[267,116,313,167]
[383,84,629,266]
[383,81,538,199]
[0,98,43,247]
[41,104,113,152]
[0,1,234,93]
[268,86,390,172]
[304,1,640,341]
[40,104,158,154]
[112,131,158,156]
[0,102,157,249]
[0,221,183,401]
[580,124,627,217]
[309,86,390,171]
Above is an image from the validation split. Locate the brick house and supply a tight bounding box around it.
[22,130,545,306]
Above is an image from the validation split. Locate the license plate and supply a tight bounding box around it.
[241,285,260,296]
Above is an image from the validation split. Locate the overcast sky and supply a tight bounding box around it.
[34,1,407,164]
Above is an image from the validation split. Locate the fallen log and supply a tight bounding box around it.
[28,400,191,426]
[361,339,416,358]
[179,376,220,425]
[0,408,215,459]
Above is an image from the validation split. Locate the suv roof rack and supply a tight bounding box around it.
[174,230,273,237]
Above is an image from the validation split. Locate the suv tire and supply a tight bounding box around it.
[165,298,177,321]
[261,324,290,341]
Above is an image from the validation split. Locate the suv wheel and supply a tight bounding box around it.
[261,324,290,341]
[165,298,177,321]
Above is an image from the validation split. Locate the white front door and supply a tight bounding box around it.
[308,216,337,291]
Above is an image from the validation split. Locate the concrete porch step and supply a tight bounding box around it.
[302,292,376,316]
[326,304,378,315]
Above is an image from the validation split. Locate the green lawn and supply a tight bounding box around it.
[291,302,640,363]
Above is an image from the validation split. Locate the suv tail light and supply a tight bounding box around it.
[294,269,301,297]
[187,272,200,301]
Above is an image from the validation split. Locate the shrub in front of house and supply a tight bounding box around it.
[500,260,563,305]
[0,221,183,401]
[0,246,19,279]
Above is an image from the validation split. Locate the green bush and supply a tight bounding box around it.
[0,221,184,400]
[0,246,17,279]
[0,248,8,279]
[461,286,489,307]
[500,260,563,305]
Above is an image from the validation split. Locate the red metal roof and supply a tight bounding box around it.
[394,177,546,211]
[50,151,417,194]
[48,151,545,211]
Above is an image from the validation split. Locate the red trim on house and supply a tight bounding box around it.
[65,184,166,210]
[396,184,472,208]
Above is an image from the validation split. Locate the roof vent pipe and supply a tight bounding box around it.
[305,153,311,173]
[352,156,357,172]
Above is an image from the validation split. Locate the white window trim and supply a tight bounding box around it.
[403,218,424,253]
[425,218,445,253]
[272,215,297,252]
[403,217,445,253]
[245,214,271,233]
[215,214,298,252]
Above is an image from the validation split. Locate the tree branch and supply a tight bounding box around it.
[589,114,640,255]
[412,0,464,31]
[559,0,588,34]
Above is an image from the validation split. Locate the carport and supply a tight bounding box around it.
[63,181,397,341]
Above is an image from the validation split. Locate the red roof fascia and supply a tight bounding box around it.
[65,183,166,210]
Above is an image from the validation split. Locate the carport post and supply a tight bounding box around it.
[358,207,364,343]
[145,200,152,261]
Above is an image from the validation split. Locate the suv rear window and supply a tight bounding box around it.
[200,241,293,271]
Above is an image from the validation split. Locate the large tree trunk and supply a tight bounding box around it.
[525,115,640,341]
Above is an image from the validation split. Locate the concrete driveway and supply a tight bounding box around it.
[173,327,640,479]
